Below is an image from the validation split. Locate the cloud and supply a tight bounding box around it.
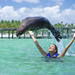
[60,9,75,24]
[72,4,75,8]
[0,6,19,20]
[25,0,40,3]
[52,0,64,6]
[12,0,40,3]
[0,5,75,25]
[13,0,23,3]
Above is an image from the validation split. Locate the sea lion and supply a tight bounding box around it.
[16,16,62,42]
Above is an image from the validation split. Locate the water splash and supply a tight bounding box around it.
[56,39,64,54]
[47,31,75,56]
[49,32,64,54]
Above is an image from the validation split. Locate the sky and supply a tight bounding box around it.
[0,0,75,25]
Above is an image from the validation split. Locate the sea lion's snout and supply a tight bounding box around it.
[16,25,25,37]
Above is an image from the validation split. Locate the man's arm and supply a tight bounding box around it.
[58,35,75,57]
[29,31,47,56]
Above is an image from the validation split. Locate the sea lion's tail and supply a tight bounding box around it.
[48,25,62,42]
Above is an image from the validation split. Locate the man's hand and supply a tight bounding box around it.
[29,31,34,36]
[73,34,75,39]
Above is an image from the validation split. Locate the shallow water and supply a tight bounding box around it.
[0,39,75,75]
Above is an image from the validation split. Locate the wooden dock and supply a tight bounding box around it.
[0,27,75,39]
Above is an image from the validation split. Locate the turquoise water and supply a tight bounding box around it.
[0,39,75,75]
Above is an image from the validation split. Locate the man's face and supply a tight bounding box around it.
[48,44,56,52]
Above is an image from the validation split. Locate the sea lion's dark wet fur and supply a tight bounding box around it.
[16,17,62,42]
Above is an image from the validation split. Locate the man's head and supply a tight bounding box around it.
[48,44,58,53]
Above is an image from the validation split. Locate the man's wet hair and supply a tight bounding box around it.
[53,44,58,53]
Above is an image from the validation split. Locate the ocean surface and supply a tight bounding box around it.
[0,38,75,75]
